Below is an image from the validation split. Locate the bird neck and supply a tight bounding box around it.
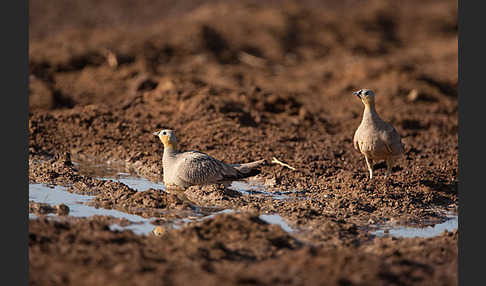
[163,142,178,155]
[364,100,376,112]
[362,102,379,122]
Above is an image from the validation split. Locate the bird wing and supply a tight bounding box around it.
[353,130,361,152]
[381,123,404,155]
[175,151,240,185]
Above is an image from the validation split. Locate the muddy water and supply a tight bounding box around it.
[259,214,294,232]
[29,183,156,235]
[29,182,228,234]
[73,160,165,191]
[29,173,300,239]
[29,181,298,236]
[372,214,458,238]
[100,174,165,192]
[32,160,457,238]
[229,181,307,200]
[91,163,302,233]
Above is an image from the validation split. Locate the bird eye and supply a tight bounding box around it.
[364,91,369,96]
[162,131,167,135]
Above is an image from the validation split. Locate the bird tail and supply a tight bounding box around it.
[231,159,266,179]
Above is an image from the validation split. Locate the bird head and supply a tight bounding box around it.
[153,129,178,150]
[352,89,376,106]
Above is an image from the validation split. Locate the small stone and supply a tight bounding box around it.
[152,226,166,236]
[105,50,118,68]
[56,204,70,216]
[157,78,175,93]
[112,263,129,275]
[407,89,419,102]
[31,202,56,215]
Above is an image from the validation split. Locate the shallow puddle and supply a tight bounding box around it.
[29,183,235,235]
[197,209,236,220]
[31,159,302,236]
[29,183,156,235]
[229,181,306,201]
[100,173,165,192]
[371,214,458,238]
[73,160,165,192]
[34,157,458,239]
[72,160,126,178]
[259,214,294,232]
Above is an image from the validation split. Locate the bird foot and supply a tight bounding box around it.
[368,171,373,180]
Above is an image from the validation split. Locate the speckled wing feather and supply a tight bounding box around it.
[380,122,404,156]
[175,151,241,185]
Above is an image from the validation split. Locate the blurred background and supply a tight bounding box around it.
[29,0,457,112]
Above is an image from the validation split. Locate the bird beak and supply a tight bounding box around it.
[352,91,361,99]
[152,131,159,136]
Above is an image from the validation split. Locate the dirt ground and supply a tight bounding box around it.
[29,0,458,285]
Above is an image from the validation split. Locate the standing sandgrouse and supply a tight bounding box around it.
[352,89,404,179]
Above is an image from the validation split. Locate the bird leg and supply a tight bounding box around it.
[385,158,393,178]
[365,156,373,180]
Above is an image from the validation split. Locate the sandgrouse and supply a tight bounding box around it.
[352,89,404,179]
[153,129,265,189]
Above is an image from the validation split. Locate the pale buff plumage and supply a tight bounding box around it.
[352,89,404,179]
[153,129,265,189]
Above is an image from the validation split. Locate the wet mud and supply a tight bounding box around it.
[29,0,458,285]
